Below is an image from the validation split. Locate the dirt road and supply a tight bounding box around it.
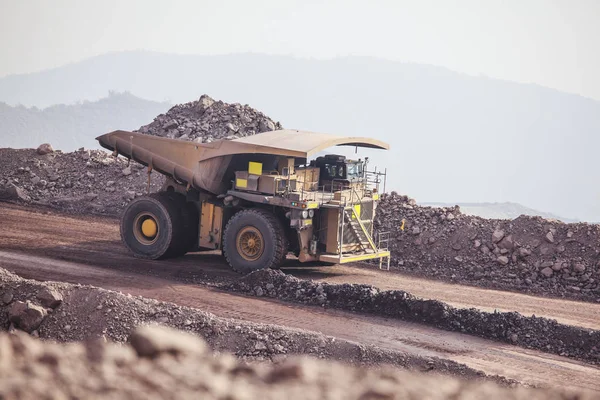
[290,265,600,330]
[1,204,600,390]
[2,204,599,332]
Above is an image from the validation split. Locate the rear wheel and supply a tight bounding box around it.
[223,209,288,273]
[120,193,184,259]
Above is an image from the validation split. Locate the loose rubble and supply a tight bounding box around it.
[0,148,163,214]
[228,269,600,365]
[1,325,588,400]
[136,94,282,142]
[0,267,495,383]
[374,193,600,301]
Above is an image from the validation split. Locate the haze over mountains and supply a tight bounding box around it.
[0,92,168,150]
[0,51,598,222]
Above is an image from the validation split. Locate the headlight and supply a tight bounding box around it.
[308,209,315,218]
[301,210,309,219]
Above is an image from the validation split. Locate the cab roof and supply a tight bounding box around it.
[228,129,390,158]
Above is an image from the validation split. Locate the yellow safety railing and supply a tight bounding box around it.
[350,205,377,251]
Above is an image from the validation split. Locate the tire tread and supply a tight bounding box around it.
[223,208,287,273]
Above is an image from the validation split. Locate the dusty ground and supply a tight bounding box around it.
[228,269,600,365]
[1,204,600,391]
[1,326,593,400]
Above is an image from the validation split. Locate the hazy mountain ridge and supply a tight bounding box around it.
[0,51,598,221]
[0,92,170,151]
[422,202,579,223]
[2,51,598,109]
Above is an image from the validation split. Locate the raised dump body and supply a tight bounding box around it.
[97,129,391,273]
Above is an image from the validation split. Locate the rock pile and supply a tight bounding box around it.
[0,325,582,400]
[0,148,162,214]
[136,94,283,142]
[5,287,63,334]
[228,269,600,365]
[374,193,600,301]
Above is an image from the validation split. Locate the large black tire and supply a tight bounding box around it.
[120,193,184,259]
[160,192,199,256]
[223,209,288,273]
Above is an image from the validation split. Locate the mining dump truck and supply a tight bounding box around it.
[97,129,391,273]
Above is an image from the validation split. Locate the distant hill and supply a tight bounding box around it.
[0,92,169,151]
[0,51,599,222]
[422,202,579,223]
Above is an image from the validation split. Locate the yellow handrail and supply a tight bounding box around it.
[350,206,377,251]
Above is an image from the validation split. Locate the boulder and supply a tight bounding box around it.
[196,94,215,111]
[1,290,14,305]
[162,120,178,130]
[497,256,509,265]
[518,248,531,257]
[540,267,553,278]
[8,301,47,333]
[258,119,276,132]
[492,229,505,244]
[497,235,514,250]
[573,263,586,273]
[552,261,565,271]
[124,191,136,201]
[36,143,54,155]
[36,287,63,309]
[130,325,206,358]
[0,184,30,202]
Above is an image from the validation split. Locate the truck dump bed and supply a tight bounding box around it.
[97,129,389,195]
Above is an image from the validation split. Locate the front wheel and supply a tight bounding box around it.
[223,209,288,273]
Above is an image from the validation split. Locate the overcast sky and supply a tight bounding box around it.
[1,0,599,100]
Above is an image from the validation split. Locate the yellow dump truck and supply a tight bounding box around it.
[97,129,391,273]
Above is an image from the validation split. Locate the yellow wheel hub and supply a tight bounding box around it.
[133,212,159,245]
[141,218,158,238]
[236,226,264,261]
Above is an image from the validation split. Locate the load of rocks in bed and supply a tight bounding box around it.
[136,94,283,143]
